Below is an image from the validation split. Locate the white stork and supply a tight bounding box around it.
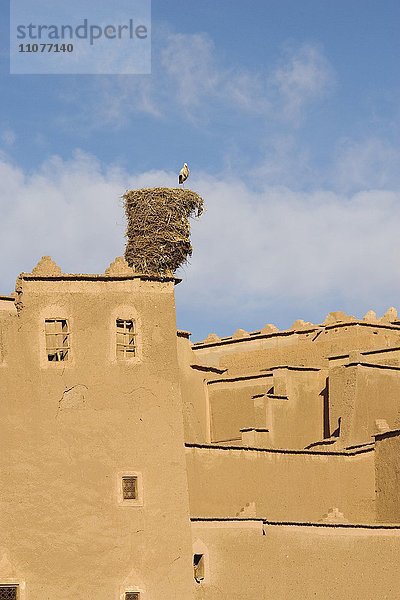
[179,163,190,186]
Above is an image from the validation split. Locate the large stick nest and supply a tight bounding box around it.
[123,187,204,275]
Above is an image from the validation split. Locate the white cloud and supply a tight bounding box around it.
[1,129,16,146]
[161,33,220,113]
[94,76,161,124]
[0,149,399,339]
[160,32,268,120]
[75,31,267,128]
[250,134,315,188]
[271,44,335,123]
[62,34,332,130]
[183,180,400,311]
[57,75,161,132]
[335,137,400,192]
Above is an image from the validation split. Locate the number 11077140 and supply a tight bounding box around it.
[18,43,74,53]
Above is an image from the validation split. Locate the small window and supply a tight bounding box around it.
[116,319,136,359]
[45,319,70,362]
[125,593,140,600]
[194,554,205,582]
[118,471,143,507]
[122,476,138,500]
[0,586,18,600]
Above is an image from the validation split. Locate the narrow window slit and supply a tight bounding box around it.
[194,554,205,582]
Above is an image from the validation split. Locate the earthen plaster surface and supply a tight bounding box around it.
[2,258,400,598]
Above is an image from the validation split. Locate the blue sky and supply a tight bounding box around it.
[1,1,400,340]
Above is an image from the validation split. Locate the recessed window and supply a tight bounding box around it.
[125,593,140,600]
[45,319,70,362]
[116,319,136,359]
[0,586,18,600]
[194,554,205,582]
[122,476,138,500]
[118,471,143,507]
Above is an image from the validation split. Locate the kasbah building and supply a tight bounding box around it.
[1,187,400,600]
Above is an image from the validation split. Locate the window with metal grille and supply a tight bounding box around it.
[45,319,70,362]
[0,585,18,600]
[122,476,138,500]
[125,593,140,600]
[116,319,136,359]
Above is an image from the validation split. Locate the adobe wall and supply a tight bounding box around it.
[182,320,400,449]
[208,374,273,443]
[192,520,400,600]
[177,334,214,444]
[186,445,375,522]
[329,364,400,446]
[375,430,400,523]
[192,322,400,375]
[206,369,326,448]
[329,346,400,368]
[259,368,326,449]
[0,269,194,599]
[362,346,400,366]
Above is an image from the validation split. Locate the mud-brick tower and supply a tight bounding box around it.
[0,247,194,598]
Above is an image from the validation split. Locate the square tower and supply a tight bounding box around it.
[0,256,194,600]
